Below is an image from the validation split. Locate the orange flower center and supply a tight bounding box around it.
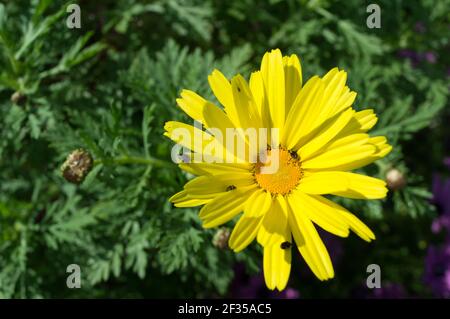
[254,148,303,195]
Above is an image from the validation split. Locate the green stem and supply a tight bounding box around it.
[95,156,174,169]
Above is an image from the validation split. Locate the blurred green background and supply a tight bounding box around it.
[0,0,449,298]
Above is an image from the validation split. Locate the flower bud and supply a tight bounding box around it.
[61,149,93,184]
[11,91,27,105]
[212,227,231,249]
[386,168,406,191]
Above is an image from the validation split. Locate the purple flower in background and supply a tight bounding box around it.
[398,49,420,67]
[414,22,426,33]
[431,161,450,234]
[424,51,437,64]
[424,243,450,298]
[398,49,416,59]
[271,287,300,299]
[371,283,408,299]
[426,158,450,298]
[398,49,418,61]
[397,49,438,67]
[444,158,450,169]
[432,215,450,235]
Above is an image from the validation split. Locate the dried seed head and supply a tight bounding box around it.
[212,227,231,249]
[61,149,93,184]
[11,91,27,105]
[386,168,406,191]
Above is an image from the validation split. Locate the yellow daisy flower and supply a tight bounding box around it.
[164,49,392,291]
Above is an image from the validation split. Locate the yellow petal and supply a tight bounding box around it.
[302,134,377,170]
[283,76,324,147]
[299,171,387,199]
[169,190,212,207]
[179,162,252,176]
[257,195,287,247]
[290,190,350,237]
[199,186,256,228]
[340,109,378,136]
[184,173,255,199]
[283,68,356,149]
[208,69,243,128]
[340,213,375,242]
[297,108,355,160]
[208,69,233,111]
[263,236,292,291]
[176,89,208,123]
[163,121,214,158]
[369,136,392,157]
[229,212,263,252]
[249,71,265,116]
[355,109,378,131]
[201,102,250,162]
[315,68,349,121]
[330,172,388,199]
[244,189,272,218]
[324,133,369,149]
[260,49,285,132]
[286,194,334,280]
[283,54,302,114]
[228,189,273,252]
[307,195,375,242]
[249,71,271,130]
[318,68,356,121]
[305,133,391,172]
[202,101,235,133]
[297,171,349,194]
[334,88,357,116]
[342,144,392,171]
[231,74,262,129]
